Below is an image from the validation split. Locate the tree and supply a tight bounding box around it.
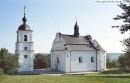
[113,1,130,70]
[0,48,19,74]
[106,57,117,69]
[113,1,130,34]
[118,52,130,70]
[34,53,50,69]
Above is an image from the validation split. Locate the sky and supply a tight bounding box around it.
[0,0,128,53]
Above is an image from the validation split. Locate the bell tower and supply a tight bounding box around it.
[15,6,34,72]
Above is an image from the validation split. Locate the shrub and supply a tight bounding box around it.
[101,69,130,74]
[0,68,4,76]
[101,69,122,74]
[106,57,118,69]
[118,52,130,70]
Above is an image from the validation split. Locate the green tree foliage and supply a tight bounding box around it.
[113,1,130,70]
[113,1,130,34]
[0,48,19,74]
[118,38,130,70]
[34,53,50,69]
[118,53,130,70]
[106,57,117,69]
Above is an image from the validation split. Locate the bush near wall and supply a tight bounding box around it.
[0,68,4,76]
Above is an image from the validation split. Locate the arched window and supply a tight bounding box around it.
[24,35,27,41]
[79,57,82,63]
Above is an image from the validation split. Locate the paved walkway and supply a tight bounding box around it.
[17,69,98,75]
[34,69,64,75]
[17,69,64,76]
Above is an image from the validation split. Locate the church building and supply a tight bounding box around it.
[51,22,106,72]
[15,7,34,72]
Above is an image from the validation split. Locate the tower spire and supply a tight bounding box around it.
[73,21,79,37]
[22,5,27,24]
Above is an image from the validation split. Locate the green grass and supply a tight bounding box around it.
[0,73,130,83]
[101,68,130,74]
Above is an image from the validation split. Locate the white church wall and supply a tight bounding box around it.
[51,50,106,72]
[51,51,66,72]
[51,33,67,72]
[101,51,106,70]
[51,51,66,71]
[58,51,66,72]
[70,51,96,72]
[16,30,34,72]
[97,51,106,71]
[97,51,101,71]
[51,52,55,69]
[16,51,34,72]
[17,31,32,42]
[16,43,33,51]
[65,51,71,72]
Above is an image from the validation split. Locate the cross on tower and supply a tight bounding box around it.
[24,5,26,16]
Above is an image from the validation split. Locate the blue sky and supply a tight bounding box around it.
[0,0,127,53]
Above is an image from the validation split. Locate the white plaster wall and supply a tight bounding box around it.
[17,51,34,72]
[97,51,106,71]
[97,51,101,71]
[65,51,71,72]
[51,51,66,72]
[16,30,34,72]
[17,30,32,42]
[69,51,96,72]
[100,51,106,70]
[51,33,66,72]
[51,50,106,72]
[16,42,33,51]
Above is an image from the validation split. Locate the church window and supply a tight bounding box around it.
[67,55,69,57]
[91,56,95,62]
[24,47,27,50]
[24,55,28,59]
[79,57,82,63]
[24,35,27,41]
[65,47,67,50]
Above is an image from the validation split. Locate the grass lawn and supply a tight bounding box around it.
[0,73,130,83]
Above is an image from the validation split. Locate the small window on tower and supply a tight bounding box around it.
[24,35,27,41]
[24,47,27,50]
[24,55,28,59]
